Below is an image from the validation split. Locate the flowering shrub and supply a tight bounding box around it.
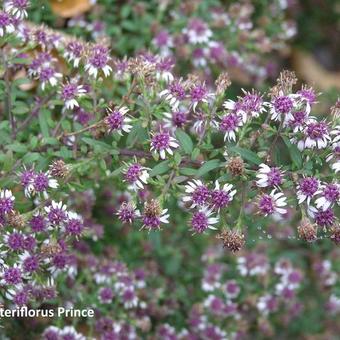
[0,0,339,338]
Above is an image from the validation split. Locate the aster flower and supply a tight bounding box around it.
[31,171,58,198]
[0,189,15,215]
[183,18,212,44]
[269,93,296,121]
[315,183,340,211]
[159,80,186,110]
[0,11,15,37]
[258,189,287,217]
[141,200,169,231]
[219,112,244,142]
[3,231,25,251]
[308,207,336,228]
[60,82,86,110]
[210,181,236,211]
[152,30,174,56]
[296,118,330,150]
[296,176,319,205]
[183,180,210,208]
[5,0,29,19]
[117,202,139,224]
[123,162,149,191]
[85,45,112,78]
[190,207,219,234]
[284,110,309,132]
[19,251,40,274]
[39,66,62,91]
[257,294,278,316]
[104,106,132,135]
[60,326,86,340]
[65,212,84,236]
[150,130,179,159]
[98,287,114,304]
[1,264,23,285]
[44,201,68,226]
[64,41,84,67]
[163,110,188,130]
[190,83,214,112]
[155,56,175,83]
[120,287,138,309]
[256,163,284,188]
[224,280,240,299]
[297,85,318,113]
[238,89,267,118]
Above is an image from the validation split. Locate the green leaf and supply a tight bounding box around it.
[197,159,221,177]
[82,137,112,152]
[39,108,50,138]
[180,167,197,176]
[175,129,193,154]
[282,136,302,169]
[229,146,262,165]
[22,152,40,164]
[6,143,27,153]
[150,160,170,177]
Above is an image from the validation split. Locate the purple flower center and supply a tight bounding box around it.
[289,111,307,127]
[220,113,239,132]
[61,84,77,100]
[188,19,207,34]
[172,111,187,128]
[118,205,135,223]
[13,291,28,306]
[30,215,46,232]
[53,253,67,269]
[143,215,160,229]
[155,31,170,47]
[33,172,49,192]
[20,169,34,187]
[274,96,293,114]
[299,177,318,196]
[241,93,263,113]
[169,82,185,100]
[315,208,335,227]
[191,85,207,102]
[151,132,170,151]
[7,232,24,250]
[89,51,108,68]
[0,12,11,27]
[259,194,274,215]
[125,164,142,183]
[267,168,282,186]
[99,287,113,302]
[106,111,123,130]
[192,185,210,206]
[4,267,22,285]
[0,196,14,214]
[306,122,328,140]
[13,0,28,8]
[298,88,316,104]
[66,218,83,236]
[40,67,54,81]
[191,211,208,233]
[23,255,39,273]
[211,190,230,209]
[67,41,83,57]
[48,206,66,225]
[323,184,339,202]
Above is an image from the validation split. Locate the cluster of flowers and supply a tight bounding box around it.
[151,1,296,83]
[38,241,340,339]
[0,160,85,307]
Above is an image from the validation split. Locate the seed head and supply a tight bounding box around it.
[297,218,317,242]
[144,199,162,217]
[217,228,245,253]
[227,157,244,177]
[49,160,70,179]
[6,210,25,228]
[215,72,231,95]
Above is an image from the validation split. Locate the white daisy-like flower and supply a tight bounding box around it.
[296,176,319,205]
[255,163,284,188]
[268,92,297,122]
[159,80,186,110]
[210,180,236,211]
[104,106,132,135]
[60,83,87,110]
[183,180,210,208]
[123,162,150,191]
[0,11,15,37]
[5,0,29,19]
[295,118,331,151]
[258,189,287,217]
[191,206,219,234]
[183,18,213,45]
[39,67,62,91]
[0,189,15,214]
[150,131,179,159]
[60,326,86,340]
[315,182,340,211]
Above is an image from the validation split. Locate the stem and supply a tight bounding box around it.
[57,120,103,140]
[3,56,14,137]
